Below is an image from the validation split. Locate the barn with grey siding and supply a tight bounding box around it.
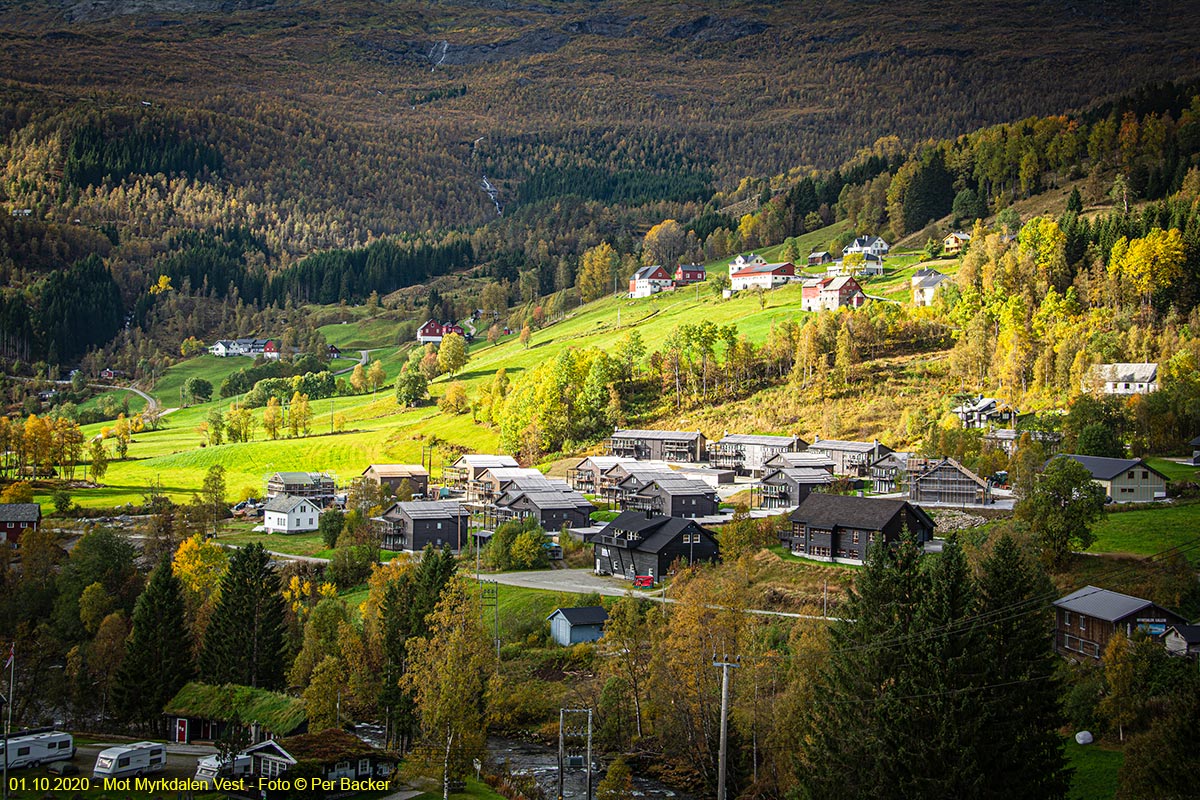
[547,607,608,646]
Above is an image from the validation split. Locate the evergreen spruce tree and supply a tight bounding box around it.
[976,533,1070,800]
[113,556,193,733]
[199,542,287,689]
[796,532,928,800]
[1066,186,1083,213]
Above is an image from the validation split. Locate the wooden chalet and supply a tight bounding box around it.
[164,682,307,745]
[361,464,429,496]
[622,477,719,518]
[1053,586,1187,661]
[599,461,676,506]
[0,502,40,545]
[567,456,639,493]
[466,466,547,503]
[495,488,595,529]
[373,501,470,552]
[952,396,1018,429]
[764,451,836,473]
[908,457,992,506]
[265,472,336,505]
[591,511,719,582]
[1052,454,1168,504]
[244,728,395,782]
[806,437,891,476]
[868,451,911,493]
[787,494,935,565]
[708,433,806,475]
[605,429,707,462]
[759,467,833,509]
[441,454,519,491]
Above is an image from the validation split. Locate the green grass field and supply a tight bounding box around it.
[1088,501,1200,561]
[1066,739,1123,800]
[149,354,254,406]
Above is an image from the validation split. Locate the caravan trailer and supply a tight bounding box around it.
[92,742,166,779]
[0,731,75,769]
[194,753,252,788]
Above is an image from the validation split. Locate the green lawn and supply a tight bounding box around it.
[319,314,409,350]
[75,387,149,416]
[1088,501,1200,562]
[150,354,254,406]
[1066,739,1123,800]
[1143,457,1199,483]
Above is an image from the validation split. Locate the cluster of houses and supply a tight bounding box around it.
[416,319,468,344]
[628,263,708,298]
[208,338,279,359]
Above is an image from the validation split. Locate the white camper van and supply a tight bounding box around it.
[194,753,252,788]
[92,742,166,779]
[0,731,75,769]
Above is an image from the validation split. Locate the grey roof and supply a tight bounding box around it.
[271,471,331,486]
[1163,624,1200,644]
[913,273,949,289]
[388,500,467,519]
[952,396,999,414]
[769,452,836,469]
[454,454,519,469]
[912,457,989,489]
[502,490,593,511]
[573,456,638,472]
[808,438,883,454]
[363,464,428,478]
[764,467,834,485]
[1053,454,1167,482]
[644,477,715,495]
[611,429,704,442]
[483,467,545,481]
[1092,363,1158,383]
[0,503,40,522]
[631,265,667,280]
[789,494,936,533]
[718,433,802,448]
[599,512,718,554]
[548,606,609,626]
[1052,585,1165,623]
[264,495,312,514]
[912,268,944,279]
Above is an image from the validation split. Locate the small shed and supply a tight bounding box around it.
[1161,624,1200,659]
[547,606,608,646]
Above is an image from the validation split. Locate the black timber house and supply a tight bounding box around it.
[787,494,935,564]
[374,501,470,552]
[605,429,708,462]
[591,511,719,582]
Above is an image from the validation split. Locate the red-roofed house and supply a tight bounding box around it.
[802,276,867,312]
[730,261,797,291]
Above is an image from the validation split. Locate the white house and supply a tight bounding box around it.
[729,253,767,275]
[843,235,890,258]
[1088,363,1159,395]
[629,265,674,298]
[263,495,321,534]
[730,261,797,291]
[912,268,949,307]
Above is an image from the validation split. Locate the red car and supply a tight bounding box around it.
[632,575,654,588]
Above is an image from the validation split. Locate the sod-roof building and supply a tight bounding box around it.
[164,682,308,745]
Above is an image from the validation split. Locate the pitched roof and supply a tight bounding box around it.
[1054,454,1167,482]
[764,467,835,484]
[912,457,989,489]
[644,477,715,495]
[163,682,307,736]
[1091,362,1158,383]
[611,429,704,442]
[548,606,609,626]
[279,729,384,765]
[573,456,639,471]
[386,500,467,519]
[483,467,545,481]
[808,438,882,454]
[363,464,428,478]
[718,433,801,447]
[735,261,794,275]
[0,503,40,523]
[789,494,935,532]
[632,265,667,280]
[1052,585,1164,622]
[822,276,860,292]
[1164,624,1200,644]
[454,454,519,469]
[913,273,949,289]
[600,511,716,553]
[769,452,836,469]
[502,490,593,511]
[271,471,330,485]
[264,495,311,514]
[912,268,943,279]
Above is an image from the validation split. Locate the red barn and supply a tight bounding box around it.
[674,263,707,285]
[0,503,41,545]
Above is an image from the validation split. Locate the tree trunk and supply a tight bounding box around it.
[443,726,454,800]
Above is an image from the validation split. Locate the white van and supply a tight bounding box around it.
[92,742,166,779]
[194,753,252,788]
[0,731,75,769]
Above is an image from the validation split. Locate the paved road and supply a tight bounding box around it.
[74,739,216,779]
[332,349,371,376]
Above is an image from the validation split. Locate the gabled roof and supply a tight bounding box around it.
[264,495,311,514]
[0,503,40,523]
[483,467,545,481]
[945,231,972,241]
[1052,585,1168,623]
[912,267,943,279]
[573,456,639,472]
[1091,362,1158,383]
[912,457,989,489]
[385,500,468,519]
[502,490,593,511]
[913,273,949,289]
[676,262,706,272]
[808,438,883,454]
[600,511,716,553]
[548,606,609,626]
[734,261,794,275]
[611,429,704,442]
[363,464,429,478]
[271,471,331,485]
[763,467,834,484]
[768,452,836,469]
[822,276,861,292]
[1163,624,1200,644]
[643,477,715,496]
[279,729,385,765]
[952,396,999,414]
[718,433,802,448]
[631,265,668,280]
[454,454,519,469]
[1053,454,1167,482]
[789,494,935,533]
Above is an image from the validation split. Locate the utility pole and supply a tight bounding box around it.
[558,708,593,800]
[713,654,740,800]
